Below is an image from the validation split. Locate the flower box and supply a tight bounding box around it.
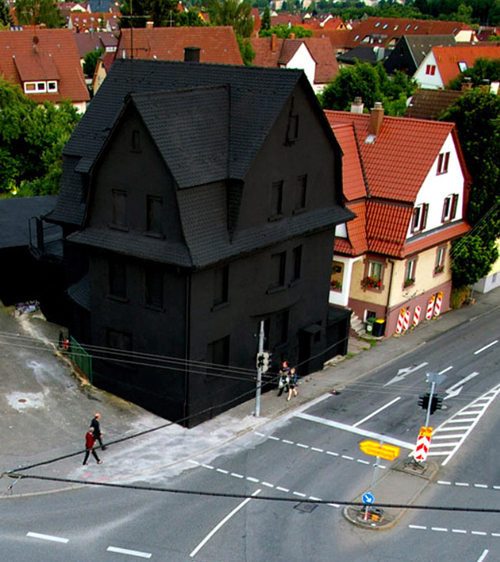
[361,276,381,290]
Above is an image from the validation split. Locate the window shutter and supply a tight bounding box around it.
[441,198,448,222]
[451,194,458,220]
[421,204,429,230]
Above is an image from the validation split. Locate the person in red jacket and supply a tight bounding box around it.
[83,427,102,465]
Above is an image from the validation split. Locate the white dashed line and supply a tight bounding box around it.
[293,492,306,497]
[107,546,152,559]
[262,481,274,488]
[472,531,488,536]
[202,464,213,470]
[357,459,370,465]
[474,484,488,489]
[282,440,294,445]
[474,341,498,355]
[437,480,451,485]
[296,443,309,449]
[231,473,244,479]
[268,436,280,441]
[431,527,448,532]
[326,451,339,457]
[311,447,324,453]
[456,482,469,487]
[409,525,427,530]
[246,477,259,483]
[342,455,354,461]
[276,486,289,492]
[216,468,228,475]
[27,532,69,544]
[452,529,467,534]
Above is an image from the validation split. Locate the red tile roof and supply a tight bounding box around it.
[327,108,470,258]
[116,26,243,66]
[432,44,500,86]
[251,36,338,85]
[346,17,473,49]
[0,29,89,105]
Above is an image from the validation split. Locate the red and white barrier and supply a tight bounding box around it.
[425,296,435,320]
[402,308,411,332]
[395,308,405,335]
[412,306,421,328]
[433,291,443,318]
[414,427,433,462]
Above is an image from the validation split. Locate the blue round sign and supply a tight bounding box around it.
[362,492,375,505]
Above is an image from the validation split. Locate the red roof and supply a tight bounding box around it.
[0,29,89,105]
[432,44,500,86]
[328,108,470,258]
[116,27,243,66]
[251,36,338,85]
[346,17,473,49]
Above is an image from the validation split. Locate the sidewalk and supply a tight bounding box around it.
[1,288,499,510]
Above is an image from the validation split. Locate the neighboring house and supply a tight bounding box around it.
[326,101,470,337]
[115,26,243,65]
[251,35,339,93]
[405,88,463,120]
[414,45,500,89]
[67,11,120,33]
[345,17,475,52]
[0,196,57,306]
[73,31,118,63]
[337,44,388,66]
[383,34,457,76]
[34,59,353,426]
[0,29,89,112]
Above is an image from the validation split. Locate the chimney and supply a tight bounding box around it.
[350,96,364,114]
[369,102,384,136]
[290,32,296,39]
[184,46,200,62]
[146,20,154,28]
[271,33,277,52]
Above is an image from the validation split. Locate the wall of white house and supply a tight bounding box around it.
[336,223,348,238]
[408,132,464,239]
[413,52,443,89]
[286,43,317,91]
[329,255,359,307]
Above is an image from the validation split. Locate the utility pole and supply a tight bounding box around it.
[254,320,265,417]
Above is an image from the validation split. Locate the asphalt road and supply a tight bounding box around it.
[2,307,500,561]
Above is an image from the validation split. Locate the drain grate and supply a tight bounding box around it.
[294,502,318,513]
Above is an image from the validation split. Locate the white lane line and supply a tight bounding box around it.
[472,531,488,536]
[311,447,324,453]
[190,489,261,558]
[282,439,294,445]
[439,366,453,374]
[409,525,427,530]
[342,455,354,461]
[217,469,228,474]
[452,529,467,534]
[353,397,401,428]
[477,550,489,562]
[437,480,451,485]
[296,413,414,449]
[456,482,469,487]
[107,546,152,559]
[268,435,280,441]
[431,527,448,532]
[296,443,309,449]
[474,341,498,355]
[262,481,274,488]
[475,484,488,489]
[231,473,244,479]
[246,477,259,483]
[202,464,213,470]
[276,486,289,492]
[27,532,69,544]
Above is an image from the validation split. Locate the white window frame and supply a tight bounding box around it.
[368,260,383,280]
[411,203,428,233]
[437,152,450,174]
[405,258,416,284]
[442,194,458,222]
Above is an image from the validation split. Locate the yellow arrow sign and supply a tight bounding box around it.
[360,441,400,461]
[419,426,433,438]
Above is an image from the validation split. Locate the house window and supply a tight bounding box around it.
[146,195,162,235]
[109,259,126,299]
[106,328,132,352]
[286,97,299,143]
[368,260,383,280]
[458,61,467,72]
[330,261,343,291]
[435,245,446,274]
[442,194,458,222]
[131,130,141,152]
[425,64,436,76]
[145,266,164,309]
[437,152,450,174]
[271,251,286,289]
[213,264,229,307]
[295,174,307,212]
[111,189,128,229]
[47,81,58,92]
[206,335,230,381]
[292,245,302,282]
[412,203,428,233]
[275,310,289,346]
[270,180,284,218]
[405,258,417,287]
[362,260,383,290]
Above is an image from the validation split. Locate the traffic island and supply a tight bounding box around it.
[343,458,439,530]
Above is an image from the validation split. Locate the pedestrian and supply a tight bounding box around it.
[287,367,298,401]
[83,427,102,465]
[278,361,290,397]
[90,412,106,450]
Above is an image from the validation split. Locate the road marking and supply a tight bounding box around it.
[431,527,448,532]
[353,397,401,428]
[477,550,489,562]
[409,526,500,538]
[27,532,69,544]
[276,486,289,492]
[384,362,428,386]
[428,383,500,466]
[452,529,467,534]
[444,372,479,400]
[409,525,427,530]
[311,447,324,453]
[217,468,228,474]
[190,489,261,558]
[296,412,414,450]
[231,473,244,479]
[474,341,498,355]
[107,546,152,559]
[439,366,453,374]
[246,476,259,483]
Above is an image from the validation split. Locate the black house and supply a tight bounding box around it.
[43,59,353,426]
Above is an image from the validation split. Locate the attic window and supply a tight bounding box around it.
[458,61,468,72]
[405,24,411,30]
[412,203,428,233]
[354,34,360,41]
[375,22,380,27]
[437,151,450,174]
[286,98,299,144]
[131,129,141,152]
[382,23,388,29]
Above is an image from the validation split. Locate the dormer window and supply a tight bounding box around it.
[24,80,58,94]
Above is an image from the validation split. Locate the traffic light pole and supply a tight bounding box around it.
[424,380,436,427]
[254,320,265,417]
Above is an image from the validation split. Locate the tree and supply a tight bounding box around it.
[0,79,80,197]
[319,61,417,116]
[176,9,207,27]
[260,5,271,33]
[448,57,500,90]
[119,0,178,28]
[207,0,254,38]
[15,0,63,28]
[83,48,104,81]
[259,24,313,38]
[451,235,499,287]
[0,0,13,28]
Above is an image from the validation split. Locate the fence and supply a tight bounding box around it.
[69,336,93,384]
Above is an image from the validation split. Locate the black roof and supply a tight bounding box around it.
[51,59,307,226]
[0,196,56,249]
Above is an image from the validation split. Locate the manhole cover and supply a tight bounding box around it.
[294,502,318,513]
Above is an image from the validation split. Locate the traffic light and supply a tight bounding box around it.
[256,353,265,369]
[430,394,443,414]
[418,393,430,410]
[256,352,272,373]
